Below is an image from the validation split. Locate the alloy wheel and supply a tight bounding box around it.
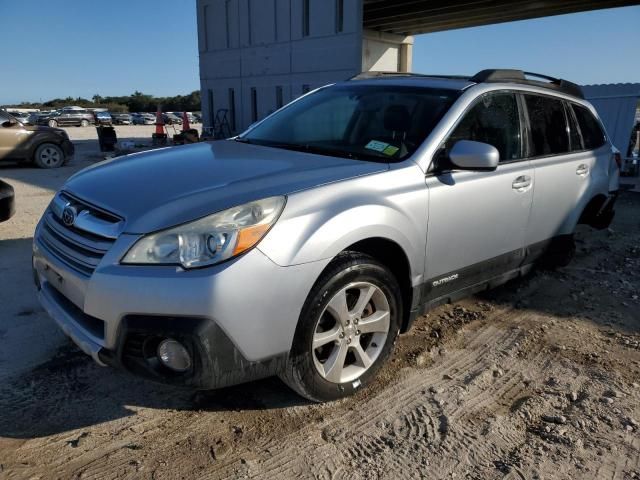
[312,281,390,384]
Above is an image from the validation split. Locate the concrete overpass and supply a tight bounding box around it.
[197,0,638,133]
[363,0,639,35]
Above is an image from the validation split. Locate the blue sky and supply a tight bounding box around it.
[0,2,638,105]
[413,5,640,85]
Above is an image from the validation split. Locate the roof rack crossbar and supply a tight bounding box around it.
[469,69,584,99]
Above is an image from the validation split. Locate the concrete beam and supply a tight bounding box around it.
[363,0,640,35]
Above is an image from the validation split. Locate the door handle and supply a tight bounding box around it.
[576,164,589,176]
[512,175,531,192]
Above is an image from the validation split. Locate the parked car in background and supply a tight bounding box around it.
[0,109,74,168]
[173,112,196,124]
[37,110,94,127]
[0,179,15,222]
[163,112,182,125]
[131,113,156,125]
[7,111,31,124]
[111,113,132,125]
[94,111,113,125]
[192,112,202,123]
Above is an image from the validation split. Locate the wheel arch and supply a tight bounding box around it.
[342,237,414,333]
[578,193,609,228]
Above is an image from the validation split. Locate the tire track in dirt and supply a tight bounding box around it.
[218,321,523,479]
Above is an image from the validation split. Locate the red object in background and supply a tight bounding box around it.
[182,111,190,130]
[155,107,164,135]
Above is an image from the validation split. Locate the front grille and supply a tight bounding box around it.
[37,193,121,277]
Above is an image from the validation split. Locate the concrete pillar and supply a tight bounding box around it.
[362,29,413,73]
[399,41,413,72]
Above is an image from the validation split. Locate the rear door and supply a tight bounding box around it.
[424,91,534,301]
[521,93,597,256]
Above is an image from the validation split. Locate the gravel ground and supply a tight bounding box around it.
[0,137,639,479]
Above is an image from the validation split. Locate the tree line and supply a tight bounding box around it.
[5,90,201,113]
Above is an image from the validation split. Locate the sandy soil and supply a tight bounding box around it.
[0,135,639,479]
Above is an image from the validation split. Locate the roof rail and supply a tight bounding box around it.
[469,69,584,99]
[350,71,470,81]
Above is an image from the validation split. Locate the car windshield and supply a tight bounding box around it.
[240,84,460,162]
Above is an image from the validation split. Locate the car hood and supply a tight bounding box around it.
[64,140,388,233]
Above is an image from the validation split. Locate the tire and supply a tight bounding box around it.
[33,143,65,169]
[48,119,58,128]
[280,251,402,402]
[540,234,576,270]
[80,119,89,127]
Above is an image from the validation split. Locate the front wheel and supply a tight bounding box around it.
[280,252,402,402]
[80,119,89,127]
[48,119,58,127]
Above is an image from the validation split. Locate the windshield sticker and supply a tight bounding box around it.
[365,140,400,157]
[365,140,390,152]
[382,145,399,156]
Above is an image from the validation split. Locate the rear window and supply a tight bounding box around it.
[524,95,569,157]
[571,104,606,150]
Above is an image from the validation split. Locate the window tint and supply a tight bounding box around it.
[0,111,10,122]
[566,103,583,151]
[287,94,358,143]
[524,95,569,156]
[245,85,459,161]
[446,92,522,162]
[572,104,606,150]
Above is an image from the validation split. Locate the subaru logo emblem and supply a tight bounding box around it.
[62,206,77,227]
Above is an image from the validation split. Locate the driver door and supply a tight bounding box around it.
[423,91,533,301]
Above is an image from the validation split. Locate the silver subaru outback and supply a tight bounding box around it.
[33,69,619,402]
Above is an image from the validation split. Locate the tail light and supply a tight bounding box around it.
[613,152,622,169]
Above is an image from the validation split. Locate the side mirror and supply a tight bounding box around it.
[449,140,499,171]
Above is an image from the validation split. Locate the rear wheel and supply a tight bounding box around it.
[80,119,89,127]
[280,252,401,402]
[47,119,58,127]
[34,143,65,169]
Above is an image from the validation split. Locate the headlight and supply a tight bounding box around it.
[122,196,286,268]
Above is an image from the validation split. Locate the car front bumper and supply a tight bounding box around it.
[33,223,329,388]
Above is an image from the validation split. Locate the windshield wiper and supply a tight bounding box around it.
[233,136,251,144]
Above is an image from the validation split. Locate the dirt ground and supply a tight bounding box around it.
[0,130,639,479]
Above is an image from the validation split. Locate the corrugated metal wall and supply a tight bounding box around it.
[582,84,640,155]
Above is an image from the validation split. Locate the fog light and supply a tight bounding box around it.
[157,339,192,372]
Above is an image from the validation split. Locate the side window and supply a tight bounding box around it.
[524,95,569,157]
[446,92,522,162]
[571,104,606,150]
[566,102,584,151]
[0,111,10,123]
